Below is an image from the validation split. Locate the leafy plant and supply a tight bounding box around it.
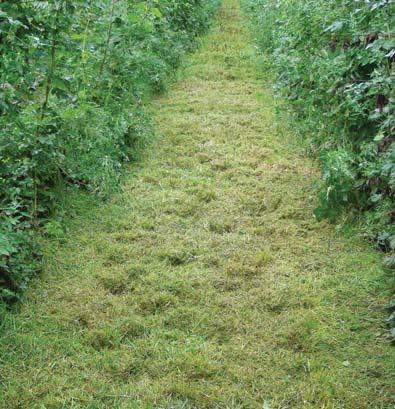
[242,0,394,334]
[0,0,220,302]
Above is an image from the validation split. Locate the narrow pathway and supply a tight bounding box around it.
[1,1,393,408]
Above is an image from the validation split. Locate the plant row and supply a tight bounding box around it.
[243,0,394,253]
[0,0,220,302]
[242,0,394,337]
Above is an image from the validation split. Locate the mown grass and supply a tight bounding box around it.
[0,1,394,408]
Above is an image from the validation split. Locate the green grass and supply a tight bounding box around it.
[0,1,394,408]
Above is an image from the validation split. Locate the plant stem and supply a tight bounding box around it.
[98,0,117,84]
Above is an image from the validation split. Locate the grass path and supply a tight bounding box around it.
[1,1,394,408]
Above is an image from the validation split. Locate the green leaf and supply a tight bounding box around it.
[374,132,385,142]
[52,77,69,92]
[0,235,17,257]
[152,8,162,18]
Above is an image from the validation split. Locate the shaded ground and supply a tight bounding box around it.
[0,1,394,408]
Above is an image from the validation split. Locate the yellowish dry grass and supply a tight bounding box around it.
[1,1,394,408]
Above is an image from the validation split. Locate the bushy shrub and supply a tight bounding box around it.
[0,0,220,301]
[242,0,394,251]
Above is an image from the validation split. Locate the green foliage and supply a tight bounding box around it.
[242,0,394,333]
[0,0,220,301]
[243,0,394,246]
